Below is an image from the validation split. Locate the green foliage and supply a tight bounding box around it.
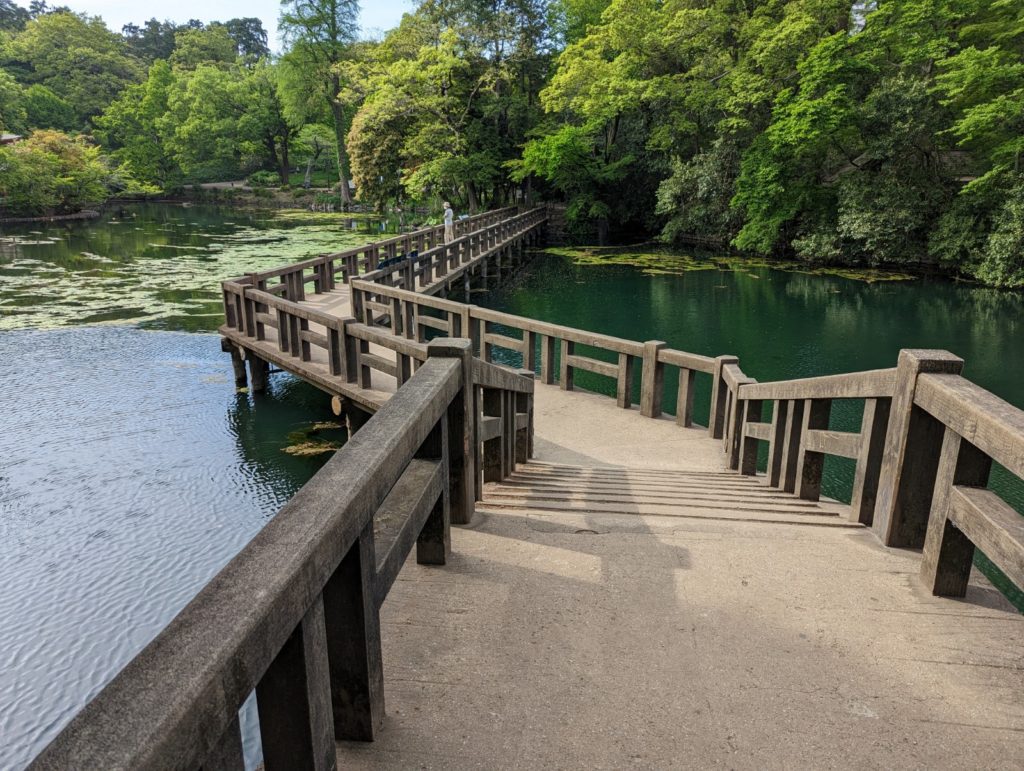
[22,83,75,130]
[169,25,237,69]
[0,129,111,215]
[247,170,280,187]
[0,67,27,132]
[1,11,142,124]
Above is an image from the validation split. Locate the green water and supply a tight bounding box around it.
[476,246,1024,610]
[2,208,1022,768]
[0,203,399,331]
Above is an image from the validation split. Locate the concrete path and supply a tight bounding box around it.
[334,381,1024,769]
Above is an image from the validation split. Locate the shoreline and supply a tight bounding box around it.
[0,209,101,225]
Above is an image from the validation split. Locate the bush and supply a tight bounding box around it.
[0,130,110,216]
[247,170,280,188]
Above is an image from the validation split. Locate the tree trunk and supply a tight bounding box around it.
[466,181,480,214]
[278,134,290,185]
[328,74,353,206]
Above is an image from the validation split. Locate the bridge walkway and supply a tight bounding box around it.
[335,382,1023,769]
[32,207,1023,770]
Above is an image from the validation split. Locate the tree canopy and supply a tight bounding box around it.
[1,0,1023,287]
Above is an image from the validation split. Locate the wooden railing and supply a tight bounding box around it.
[30,339,535,770]
[230,206,519,304]
[717,348,1023,601]
[354,208,547,294]
[350,280,722,428]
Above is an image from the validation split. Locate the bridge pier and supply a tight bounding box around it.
[221,339,248,388]
[248,354,269,393]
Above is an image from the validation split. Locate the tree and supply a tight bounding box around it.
[0,129,111,215]
[121,19,179,62]
[2,11,142,125]
[223,18,270,61]
[294,122,335,188]
[279,0,361,205]
[169,25,237,69]
[22,83,76,130]
[0,67,26,132]
[95,59,179,186]
[0,0,30,31]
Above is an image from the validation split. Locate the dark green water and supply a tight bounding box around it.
[476,248,1024,610]
[1,209,1022,768]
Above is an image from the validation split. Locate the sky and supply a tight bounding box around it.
[12,0,412,47]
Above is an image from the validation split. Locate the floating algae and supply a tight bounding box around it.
[282,420,346,457]
[545,246,918,283]
[0,203,397,332]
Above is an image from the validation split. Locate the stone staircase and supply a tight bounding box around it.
[480,461,858,528]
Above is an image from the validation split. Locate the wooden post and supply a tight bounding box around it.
[415,420,450,566]
[708,355,739,439]
[920,430,992,596]
[616,353,634,409]
[540,335,555,384]
[559,339,574,391]
[739,399,763,476]
[675,368,696,427]
[640,341,667,418]
[780,400,805,493]
[522,330,536,372]
[515,371,534,464]
[873,349,964,548]
[225,342,247,388]
[796,398,831,500]
[482,387,503,482]
[767,400,788,487]
[428,339,475,525]
[248,355,268,393]
[322,524,383,743]
[256,597,335,770]
[849,397,891,525]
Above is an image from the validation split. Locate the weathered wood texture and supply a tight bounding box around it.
[29,344,535,771]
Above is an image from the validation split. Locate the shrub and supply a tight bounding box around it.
[0,130,109,216]
[247,170,280,188]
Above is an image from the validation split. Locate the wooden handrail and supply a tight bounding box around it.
[914,373,1024,479]
[737,368,897,401]
[31,335,537,769]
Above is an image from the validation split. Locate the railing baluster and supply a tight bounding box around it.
[849,397,891,525]
[780,399,804,493]
[795,398,831,500]
[920,430,992,596]
[873,350,965,548]
[766,400,788,487]
[616,353,634,408]
[640,340,666,418]
[739,399,763,475]
[676,367,696,427]
[709,355,738,439]
[200,714,244,771]
[255,597,335,771]
[322,522,384,742]
[560,339,574,390]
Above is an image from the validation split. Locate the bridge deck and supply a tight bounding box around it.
[338,384,1024,769]
[216,210,1022,768]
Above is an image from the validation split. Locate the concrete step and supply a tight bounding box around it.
[482,461,856,528]
[487,482,822,508]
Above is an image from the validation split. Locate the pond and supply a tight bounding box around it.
[1,207,1022,769]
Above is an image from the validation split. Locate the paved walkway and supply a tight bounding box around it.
[335,384,1024,769]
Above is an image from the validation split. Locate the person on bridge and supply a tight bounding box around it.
[443,201,455,243]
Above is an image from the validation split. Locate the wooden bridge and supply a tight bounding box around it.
[32,208,1024,769]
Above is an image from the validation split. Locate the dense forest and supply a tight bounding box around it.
[0,0,1022,287]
